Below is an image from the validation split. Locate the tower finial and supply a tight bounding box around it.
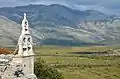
[24,13,27,20]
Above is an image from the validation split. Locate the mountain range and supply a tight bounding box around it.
[0,4,120,46]
[0,4,110,27]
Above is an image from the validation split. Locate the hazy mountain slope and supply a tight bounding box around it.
[0,16,41,47]
[0,15,101,46]
[33,26,102,45]
[0,4,109,28]
[34,18,120,45]
[0,15,120,46]
[0,4,120,46]
[0,16,21,47]
[76,19,120,44]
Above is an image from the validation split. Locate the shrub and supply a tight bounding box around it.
[34,57,63,79]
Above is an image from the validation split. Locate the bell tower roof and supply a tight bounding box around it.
[21,13,30,35]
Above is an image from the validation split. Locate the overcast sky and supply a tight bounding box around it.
[0,0,120,15]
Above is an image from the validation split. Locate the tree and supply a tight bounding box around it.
[34,57,63,79]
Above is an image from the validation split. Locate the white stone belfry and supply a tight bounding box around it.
[16,13,37,79]
[18,13,34,56]
[0,13,37,79]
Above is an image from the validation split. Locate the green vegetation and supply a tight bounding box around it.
[34,57,63,79]
[34,45,120,79]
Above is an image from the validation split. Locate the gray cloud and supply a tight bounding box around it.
[0,0,120,15]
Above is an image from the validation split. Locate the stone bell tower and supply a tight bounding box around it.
[0,13,37,79]
[18,13,34,56]
[14,13,37,79]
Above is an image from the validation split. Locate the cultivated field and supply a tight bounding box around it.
[34,45,120,79]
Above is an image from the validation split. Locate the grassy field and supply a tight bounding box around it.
[34,45,120,79]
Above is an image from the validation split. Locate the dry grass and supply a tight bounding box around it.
[34,45,120,79]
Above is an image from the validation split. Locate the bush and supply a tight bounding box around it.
[34,57,63,79]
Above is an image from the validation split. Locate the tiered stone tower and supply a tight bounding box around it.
[16,13,37,79]
[18,13,34,56]
[0,13,37,79]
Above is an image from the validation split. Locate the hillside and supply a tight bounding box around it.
[0,4,109,28]
[0,15,41,47]
[0,15,21,47]
[0,4,120,46]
